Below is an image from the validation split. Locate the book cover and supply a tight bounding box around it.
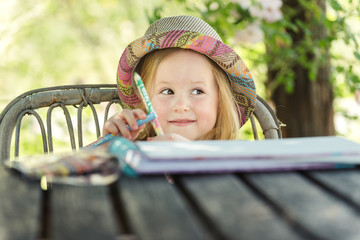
[108,136,360,175]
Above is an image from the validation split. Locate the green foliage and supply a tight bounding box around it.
[1,0,359,143]
[0,0,155,112]
[146,6,164,24]
[143,0,360,140]
[147,0,359,98]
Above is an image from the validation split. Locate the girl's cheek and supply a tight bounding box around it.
[152,98,169,113]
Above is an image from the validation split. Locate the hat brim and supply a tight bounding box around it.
[117,30,256,126]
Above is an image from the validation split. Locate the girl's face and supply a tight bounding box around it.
[150,50,219,140]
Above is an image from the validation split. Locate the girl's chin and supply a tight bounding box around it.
[167,132,199,141]
[164,127,209,141]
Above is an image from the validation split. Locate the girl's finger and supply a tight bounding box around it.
[103,121,120,136]
[119,109,146,131]
[102,109,148,139]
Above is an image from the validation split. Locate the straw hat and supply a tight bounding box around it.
[117,15,256,126]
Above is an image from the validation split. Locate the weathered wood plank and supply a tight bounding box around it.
[0,166,41,240]
[50,184,118,240]
[180,174,301,240]
[118,176,211,240]
[306,170,360,204]
[247,172,360,240]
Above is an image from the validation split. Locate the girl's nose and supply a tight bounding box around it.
[172,95,190,112]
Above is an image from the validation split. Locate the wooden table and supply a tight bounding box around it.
[1,165,360,240]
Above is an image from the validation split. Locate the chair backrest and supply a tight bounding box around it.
[0,84,282,162]
[252,96,282,139]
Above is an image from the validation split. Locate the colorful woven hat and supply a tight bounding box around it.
[117,15,256,126]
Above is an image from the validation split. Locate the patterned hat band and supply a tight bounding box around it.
[117,15,256,126]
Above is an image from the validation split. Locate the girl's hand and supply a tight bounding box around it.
[147,133,190,142]
[102,109,147,140]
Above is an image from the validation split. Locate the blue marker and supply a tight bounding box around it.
[83,112,156,149]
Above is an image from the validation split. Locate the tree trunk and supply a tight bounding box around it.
[268,0,335,138]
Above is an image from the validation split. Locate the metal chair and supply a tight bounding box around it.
[0,84,282,162]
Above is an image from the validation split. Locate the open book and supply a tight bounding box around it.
[5,136,360,185]
[108,136,360,176]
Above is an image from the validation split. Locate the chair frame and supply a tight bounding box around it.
[0,84,282,162]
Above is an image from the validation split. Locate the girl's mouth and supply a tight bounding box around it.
[168,119,196,126]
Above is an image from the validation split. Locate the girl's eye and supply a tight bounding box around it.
[160,89,174,95]
[192,89,203,95]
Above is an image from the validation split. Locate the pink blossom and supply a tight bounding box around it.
[356,89,360,105]
[232,0,251,9]
[249,0,283,23]
[234,23,264,45]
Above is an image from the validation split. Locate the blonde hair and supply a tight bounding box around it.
[135,48,240,140]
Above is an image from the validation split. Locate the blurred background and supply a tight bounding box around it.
[1,0,359,144]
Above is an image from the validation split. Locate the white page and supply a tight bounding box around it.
[136,136,360,160]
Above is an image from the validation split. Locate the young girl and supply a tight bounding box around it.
[103,15,256,141]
